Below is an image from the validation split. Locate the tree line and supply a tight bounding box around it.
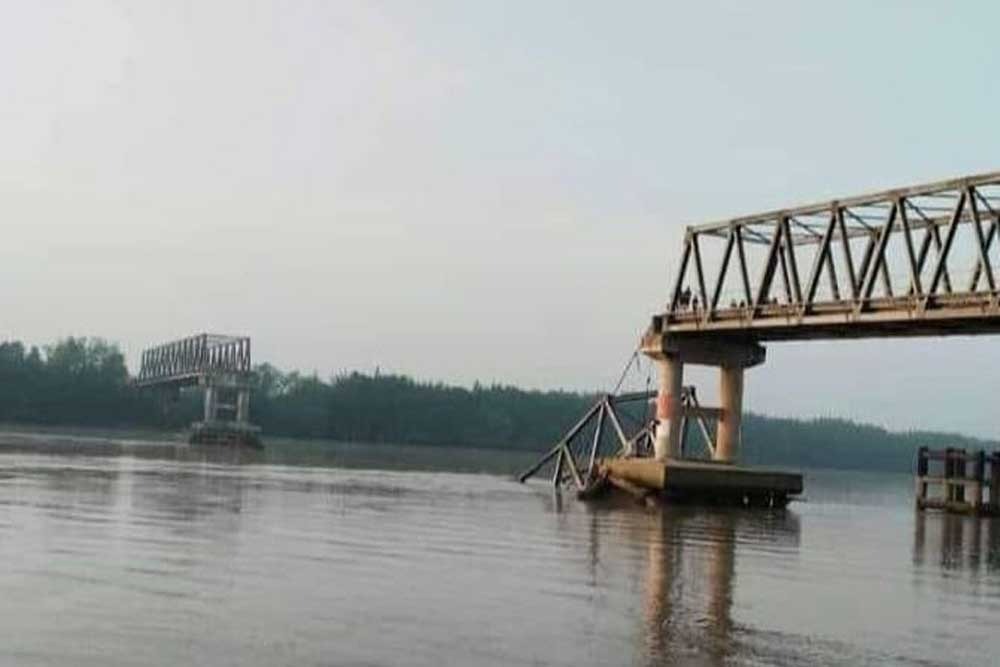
[0,337,990,472]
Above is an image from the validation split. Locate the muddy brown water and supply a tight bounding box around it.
[0,434,997,666]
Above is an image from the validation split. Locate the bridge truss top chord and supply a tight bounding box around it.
[654,170,1000,341]
[137,333,251,388]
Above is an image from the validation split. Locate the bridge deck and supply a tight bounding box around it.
[654,291,1000,341]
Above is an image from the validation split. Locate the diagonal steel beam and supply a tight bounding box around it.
[668,236,693,312]
[837,208,859,300]
[708,230,736,318]
[734,226,753,306]
[855,233,877,298]
[824,248,840,301]
[691,233,708,312]
[803,210,838,307]
[781,216,803,305]
[860,203,897,302]
[967,186,996,293]
[968,221,997,292]
[777,238,793,303]
[898,198,923,295]
[926,191,967,298]
[753,220,784,313]
[929,225,954,293]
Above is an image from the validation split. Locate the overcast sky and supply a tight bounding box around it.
[1,1,999,436]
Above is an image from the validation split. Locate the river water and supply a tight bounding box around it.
[0,434,997,666]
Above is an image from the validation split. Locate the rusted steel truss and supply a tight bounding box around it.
[137,333,251,387]
[517,388,719,491]
[659,171,1000,340]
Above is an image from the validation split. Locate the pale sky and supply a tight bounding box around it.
[1,1,999,436]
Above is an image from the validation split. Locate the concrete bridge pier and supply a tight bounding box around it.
[236,388,250,423]
[644,335,765,463]
[193,374,260,446]
[716,365,745,463]
[203,386,218,423]
[201,378,251,420]
[653,356,684,460]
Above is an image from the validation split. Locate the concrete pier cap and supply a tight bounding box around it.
[639,331,766,368]
[641,330,765,463]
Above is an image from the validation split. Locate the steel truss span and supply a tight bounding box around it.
[656,171,1000,341]
[137,333,251,387]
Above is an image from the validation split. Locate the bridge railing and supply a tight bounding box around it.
[137,334,251,386]
[664,171,1000,332]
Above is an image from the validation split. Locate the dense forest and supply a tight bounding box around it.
[0,337,991,472]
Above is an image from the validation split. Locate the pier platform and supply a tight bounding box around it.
[592,457,803,507]
[189,421,263,448]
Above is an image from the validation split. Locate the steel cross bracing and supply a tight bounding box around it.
[657,170,1000,341]
[137,333,251,387]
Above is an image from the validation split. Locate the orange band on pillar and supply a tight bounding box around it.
[656,393,672,419]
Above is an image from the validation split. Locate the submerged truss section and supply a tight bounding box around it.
[518,388,720,491]
[656,171,1000,340]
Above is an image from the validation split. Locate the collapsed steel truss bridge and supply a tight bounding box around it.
[656,171,1000,341]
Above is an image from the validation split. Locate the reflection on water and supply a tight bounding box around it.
[914,510,1000,573]
[604,504,799,667]
[0,440,998,666]
[641,510,741,666]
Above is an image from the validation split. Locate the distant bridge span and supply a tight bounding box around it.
[649,170,1000,342]
[641,170,1000,465]
[137,333,251,388]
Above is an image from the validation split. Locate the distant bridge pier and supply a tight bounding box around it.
[201,375,251,423]
[643,335,765,464]
[237,386,250,423]
[203,385,217,423]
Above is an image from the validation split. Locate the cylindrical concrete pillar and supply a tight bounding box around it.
[203,386,217,423]
[653,356,684,461]
[236,389,250,424]
[715,365,744,462]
